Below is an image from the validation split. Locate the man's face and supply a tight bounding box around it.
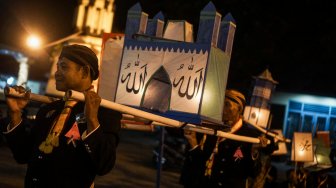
[55,57,83,91]
[222,98,241,126]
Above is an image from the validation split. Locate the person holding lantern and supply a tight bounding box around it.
[180,89,277,188]
[2,44,121,188]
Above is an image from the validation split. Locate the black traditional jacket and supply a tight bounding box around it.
[180,126,263,188]
[4,100,121,188]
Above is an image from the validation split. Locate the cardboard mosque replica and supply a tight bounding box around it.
[98,2,237,125]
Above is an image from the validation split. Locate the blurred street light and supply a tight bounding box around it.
[1,32,81,89]
[26,35,42,49]
[16,34,43,86]
[7,77,14,85]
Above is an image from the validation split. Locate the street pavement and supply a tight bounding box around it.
[0,129,184,188]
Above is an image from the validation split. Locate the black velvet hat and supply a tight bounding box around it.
[60,44,99,80]
[225,89,246,112]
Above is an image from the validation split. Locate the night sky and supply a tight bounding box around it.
[1,0,336,97]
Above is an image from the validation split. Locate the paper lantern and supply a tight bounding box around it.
[99,2,237,125]
[291,132,314,162]
[243,69,278,128]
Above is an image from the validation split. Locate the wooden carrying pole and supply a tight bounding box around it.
[244,120,291,143]
[4,86,267,144]
[66,90,266,144]
[4,87,58,103]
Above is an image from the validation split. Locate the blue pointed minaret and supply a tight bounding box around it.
[196,2,222,46]
[145,12,165,37]
[243,69,278,128]
[218,13,236,56]
[124,3,148,39]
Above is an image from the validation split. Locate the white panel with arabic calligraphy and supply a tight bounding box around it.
[115,47,207,114]
[115,47,163,106]
[163,49,207,113]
